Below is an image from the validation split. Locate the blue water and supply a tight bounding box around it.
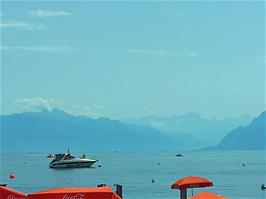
[0,151,265,199]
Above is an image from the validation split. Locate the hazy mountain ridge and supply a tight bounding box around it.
[126,112,252,145]
[1,109,185,153]
[1,109,263,153]
[215,111,266,150]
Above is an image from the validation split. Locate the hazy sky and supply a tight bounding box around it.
[1,1,265,119]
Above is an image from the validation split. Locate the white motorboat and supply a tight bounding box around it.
[49,150,97,168]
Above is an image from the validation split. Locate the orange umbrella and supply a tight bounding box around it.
[171,176,214,199]
[0,186,27,199]
[171,176,213,190]
[27,186,121,199]
[190,192,229,199]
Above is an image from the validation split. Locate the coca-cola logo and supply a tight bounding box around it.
[63,194,85,199]
[7,194,25,199]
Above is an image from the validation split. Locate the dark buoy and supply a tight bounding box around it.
[157,162,160,165]
[98,164,102,167]
[176,154,183,157]
[261,184,266,190]
[242,163,246,167]
[152,179,155,183]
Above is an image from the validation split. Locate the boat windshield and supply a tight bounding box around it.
[64,154,75,160]
[51,154,65,162]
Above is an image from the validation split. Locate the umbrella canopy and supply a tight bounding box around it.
[27,186,121,199]
[0,186,27,199]
[190,192,229,199]
[171,176,213,190]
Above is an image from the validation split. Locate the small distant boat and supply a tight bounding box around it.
[49,149,97,168]
[176,154,183,157]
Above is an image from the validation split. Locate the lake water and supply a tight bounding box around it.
[0,151,265,199]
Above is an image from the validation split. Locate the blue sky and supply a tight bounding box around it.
[1,1,265,119]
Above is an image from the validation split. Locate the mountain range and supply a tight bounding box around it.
[126,113,252,145]
[0,109,264,153]
[0,109,181,153]
[215,111,265,150]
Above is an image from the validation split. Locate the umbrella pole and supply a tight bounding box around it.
[180,189,187,199]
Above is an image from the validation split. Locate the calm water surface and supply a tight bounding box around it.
[0,151,265,199]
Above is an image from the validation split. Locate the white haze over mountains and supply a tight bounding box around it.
[126,113,252,145]
[13,97,103,118]
[14,97,62,112]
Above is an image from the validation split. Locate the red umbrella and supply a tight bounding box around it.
[171,176,213,199]
[27,186,121,199]
[0,186,27,199]
[171,176,213,190]
[190,192,229,199]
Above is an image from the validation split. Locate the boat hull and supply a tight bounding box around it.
[49,161,96,168]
